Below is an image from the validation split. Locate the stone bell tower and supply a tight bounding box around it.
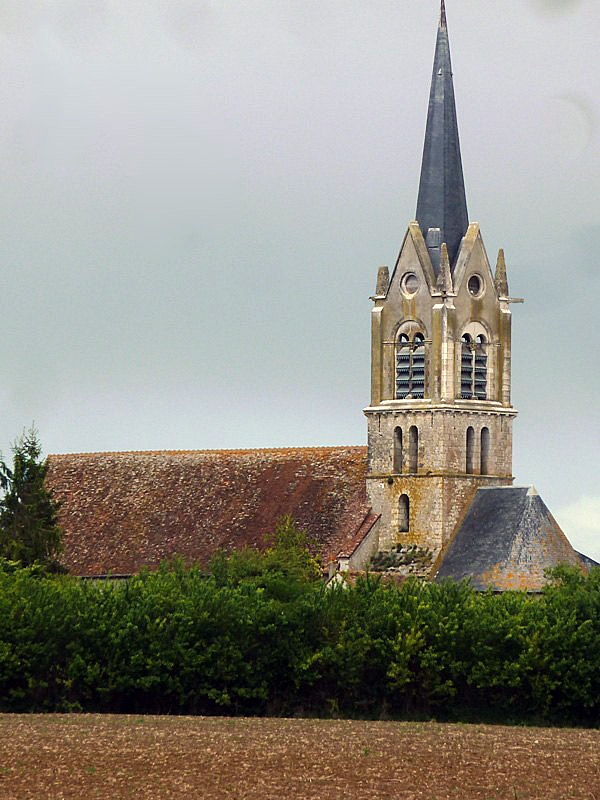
[365,1,517,559]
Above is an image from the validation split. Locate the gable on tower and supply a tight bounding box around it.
[371,221,512,408]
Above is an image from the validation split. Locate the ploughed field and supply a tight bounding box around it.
[0,715,598,799]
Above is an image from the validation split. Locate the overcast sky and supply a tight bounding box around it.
[0,0,598,558]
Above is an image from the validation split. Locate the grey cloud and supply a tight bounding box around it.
[531,0,582,13]
[157,1,214,49]
[0,0,110,45]
[553,92,596,151]
[0,1,47,40]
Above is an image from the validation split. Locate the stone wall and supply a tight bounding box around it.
[366,472,512,556]
[366,406,514,477]
[365,406,515,556]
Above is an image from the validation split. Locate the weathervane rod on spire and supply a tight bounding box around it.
[440,0,447,28]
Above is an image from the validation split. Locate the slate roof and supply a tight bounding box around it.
[435,486,589,591]
[46,447,373,577]
[416,0,469,271]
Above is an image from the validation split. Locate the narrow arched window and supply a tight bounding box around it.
[466,426,475,474]
[481,427,490,475]
[411,334,425,398]
[393,427,403,473]
[408,426,418,473]
[460,333,487,400]
[398,494,410,533]
[396,334,410,398]
[396,330,426,399]
[461,334,473,399]
[474,335,487,400]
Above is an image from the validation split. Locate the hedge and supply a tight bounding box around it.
[0,558,599,725]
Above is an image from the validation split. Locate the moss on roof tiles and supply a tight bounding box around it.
[435,486,587,591]
[46,446,370,577]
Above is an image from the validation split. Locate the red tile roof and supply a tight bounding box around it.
[46,446,371,577]
[337,510,381,559]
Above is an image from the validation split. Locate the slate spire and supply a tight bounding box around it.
[440,0,447,27]
[416,1,469,273]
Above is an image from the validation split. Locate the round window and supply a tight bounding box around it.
[467,275,483,297]
[401,273,419,296]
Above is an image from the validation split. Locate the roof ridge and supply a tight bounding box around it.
[48,445,368,458]
[336,508,381,560]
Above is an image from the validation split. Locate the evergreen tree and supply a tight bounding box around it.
[0,428,63,569]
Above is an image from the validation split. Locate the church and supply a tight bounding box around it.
[46,2,593,591]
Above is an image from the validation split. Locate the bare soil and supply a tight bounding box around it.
[0,714,598,799]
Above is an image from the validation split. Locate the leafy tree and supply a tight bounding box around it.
[210,515,322,592]
[264,514,322,581]
[0,427,63,570]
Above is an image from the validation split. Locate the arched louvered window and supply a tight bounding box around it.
[474,335,488,399]
[398,494,410,533]
[396,331,426,399]
[481,427,490,475]
[408,426,418,473]
[461,333,487,400]
[393,427,403,473]
[460,334,472,398]
[466,426,475,474]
